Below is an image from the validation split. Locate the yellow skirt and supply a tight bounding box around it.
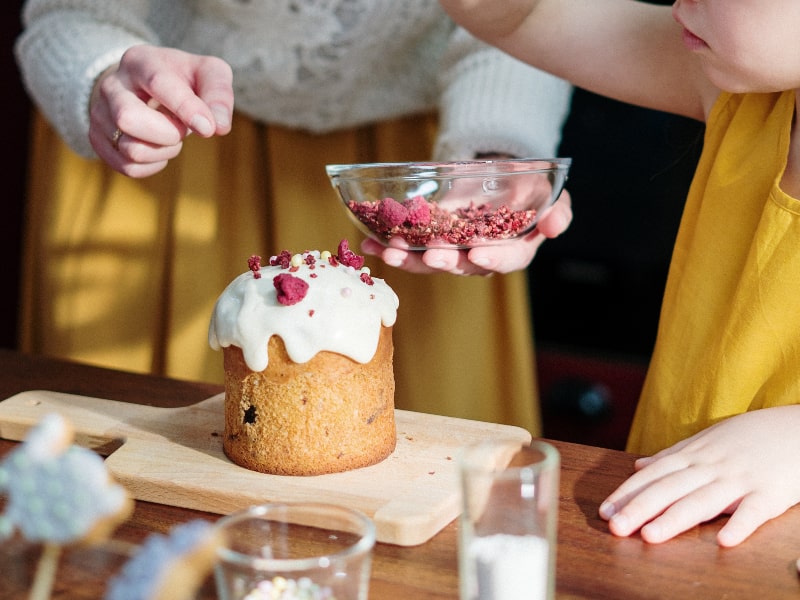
[20,110,540,432]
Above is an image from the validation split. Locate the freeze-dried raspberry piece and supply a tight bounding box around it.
[269,251,292,269]
[405,195,431,227]
[273,273,309,306]
[337,239,365,269]
[377,197,409,228]
[248,255,262,279]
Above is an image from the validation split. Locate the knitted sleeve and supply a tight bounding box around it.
[14,0,169,158]
[434,27,573,161]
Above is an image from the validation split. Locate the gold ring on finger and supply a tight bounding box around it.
[111,128,123,150]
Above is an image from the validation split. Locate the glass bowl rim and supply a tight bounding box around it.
[326,157,572,182]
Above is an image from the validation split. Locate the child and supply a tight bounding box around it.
[435,0,800,547]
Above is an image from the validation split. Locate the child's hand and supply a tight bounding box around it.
[599,405,800,547]
[361,190,572,276]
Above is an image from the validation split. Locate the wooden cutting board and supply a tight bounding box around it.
[0,390,531,546]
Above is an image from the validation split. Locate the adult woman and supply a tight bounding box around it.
[15,0,572,431]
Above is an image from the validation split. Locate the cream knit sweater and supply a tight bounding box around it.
[15,0,572,160]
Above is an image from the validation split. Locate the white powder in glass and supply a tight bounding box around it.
[468,533,549,600]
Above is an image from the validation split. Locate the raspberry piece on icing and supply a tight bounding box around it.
[248,255,262,279]
[337,239,365,269]
[377,197,409,228]
[269,251,292,269]
[273,273,309,306]
[405,195,432,226]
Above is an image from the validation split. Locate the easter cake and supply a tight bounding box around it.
[208,240,399,476]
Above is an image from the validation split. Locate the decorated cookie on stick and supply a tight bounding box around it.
[104,519,225,600]
[0,412,133,599]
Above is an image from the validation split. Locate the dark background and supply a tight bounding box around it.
[2,2,29,352]
[532,89,703,448]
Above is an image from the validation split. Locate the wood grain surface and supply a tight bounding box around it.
[0,390,531,546]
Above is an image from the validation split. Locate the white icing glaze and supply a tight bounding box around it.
[208,250,399,372]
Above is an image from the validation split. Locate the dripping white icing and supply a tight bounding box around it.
[208,250,398,371]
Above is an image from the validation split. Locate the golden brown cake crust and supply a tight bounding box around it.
[222,326,396,475]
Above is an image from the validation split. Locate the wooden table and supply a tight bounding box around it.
[1,348,799,599]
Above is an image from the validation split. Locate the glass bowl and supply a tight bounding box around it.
[326,158,571,250]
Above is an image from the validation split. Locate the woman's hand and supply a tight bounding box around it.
[599,405,800,547]
[88,45,234,177]
[361,190,572,275]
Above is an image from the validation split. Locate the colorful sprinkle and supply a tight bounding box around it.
[242,576,335,600]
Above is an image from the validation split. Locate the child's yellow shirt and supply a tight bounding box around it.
[627,90,800,455]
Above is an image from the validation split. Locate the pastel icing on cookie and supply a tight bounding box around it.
[105,520,224,600]
[0,412,132,544]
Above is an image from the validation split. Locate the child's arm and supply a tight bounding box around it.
[599,405,800,546]
[439,0,717,121]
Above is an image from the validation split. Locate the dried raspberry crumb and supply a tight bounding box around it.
[337,239,365,269]
[269,251,292,269]
[310,273,318,278]
[308,309,315,317]
[328,255,339,267]
[248,255,262,279]
[304,254,316,266]
[346,197,536,247]
[360,272,374,286]
[273,273,309,306]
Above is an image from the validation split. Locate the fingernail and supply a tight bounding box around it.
[190,114,214,136]
[471,256,491,268]
[641,521,664,543]
[429,260,447,269]
[384,256,402,268]
[599,501,616,520]
[610,513,629,534]
[211,104,231,128]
